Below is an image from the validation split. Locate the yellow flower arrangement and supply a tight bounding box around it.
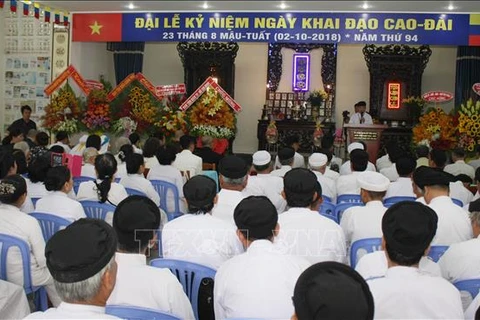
[129,87,157,124]
[457,99,480,152]
[412,108,456,150]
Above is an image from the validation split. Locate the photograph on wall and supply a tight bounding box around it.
[37,57,51,71]
[5,87,13,99]
[6,58,13,69]
[13,58,21,69]
[5,71,14,84]
[36,87,45,98]
[38,72,49,85]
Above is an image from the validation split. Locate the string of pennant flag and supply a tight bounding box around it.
[0,0,69,25]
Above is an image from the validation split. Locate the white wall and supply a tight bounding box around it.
[70,42,115,86]
[142,43,184,85]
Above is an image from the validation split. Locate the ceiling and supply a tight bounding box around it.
[37,1,480,14]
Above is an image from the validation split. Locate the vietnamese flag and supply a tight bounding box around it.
[10,0,16,12]
[73,13,123,42]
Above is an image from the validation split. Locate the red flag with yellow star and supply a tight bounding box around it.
[72,13,122,42]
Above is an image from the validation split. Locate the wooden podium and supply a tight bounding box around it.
[344,124,388,163]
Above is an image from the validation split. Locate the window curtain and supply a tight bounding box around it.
[107,42,145,84]
[455,46,480,108]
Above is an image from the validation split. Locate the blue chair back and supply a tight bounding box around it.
[319,202,338,223]
[383,196,416,207]
[150,259,216,320]
[322,195,333,203]
[0,233,48,311]
[73,176,95,194]
[125,188,147,197]
[105,305,181,320]
[350,238,382,268]
[30,212,71,242]
[201,171,219,192]
[334,202,364,223]
[31,197,40,207]
[427,245,449,262]
[452,198,463,207]
[115,178,121,183]
[80,201,116,221]
[453,279,480,307]
[150,180,181,215]
[337,194,362,204]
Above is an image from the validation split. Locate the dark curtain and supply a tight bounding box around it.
[107,42,145,84]
[455,46,480,108]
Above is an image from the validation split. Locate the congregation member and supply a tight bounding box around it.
[12,148,28,175]
[49,145,65,154]
[339,142,376,175]
[336,149,370,196]
[449,172,474,206]
[308,153,337,202]
[115,144,134,179]
[415,145,430,168]
[7,105,36,136]
[473,168,480,201]
[1,128,24,151]
[321,135,343,169]
[456,173,473,190]
[128,132,143,154]
[162,176,243,269]
[80,147,98,178]
[444,147,475,179]
[214,196,310,319]
[340,171,390,249]
[367,201,464,319]
[194,135,223,167]
[50,131,71,154]
[30,131,49,163]
[13,140,30,161]
[108,196,194,319]
[147,146,185,212]
[0,280,30,319]
[271,147,295,177]
[275,169,346,264]
[36,166,86,221]
[413,166,472,245]
[26,219,118,319]
[0,175,61,307]
[86,134,102,152]
[173,135,203,176]
[243,150,286,213]
[119,153,160,206]
[212,155,248,224]
[468,145,480,171]
[292,262,375,320]
[26,156,50,199]
[375,141,395,172]
[25,128,37,149]
[349,101,373,125]
[142,137,162,169]
[378,145,404,182]
[384,156,417,198]
[429,148,447,169]
[438,199,480,282]
[318,148,341,181]
[274,135,305,169]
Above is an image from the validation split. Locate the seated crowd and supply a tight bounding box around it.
[0,129,480,319]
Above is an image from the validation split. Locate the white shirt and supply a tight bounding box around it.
[80,163,96,179]
[25,302,119,319]
[349,112,373,125]
[465,294,480,320]
[173,149,203,177]
[468,158,480,171]
[147,164,185,212]
[340,200,387,247]
[438,235,480,283]
[50,141,71,154]
[380,164,400,182]
[162,214,244,269]
[336,171,362,196]
[449,181,474,206]
[107,253,194,319]
[367,266,464,319]
[312,171,337,203]
[445,160,476,179]
[376,154,393,172]
[274,207,347,264]
[355,251,441,280]
[274,152,305,169]
[144,156,160,169]
[115,163,128,179]
[270,165,292,178]
[20,196,34,214]
[120,173,160,206]
[385,177,416,198]
[211,189,245,225]
[427,196,472,245]
[0,280,30,319]
[35,191,86,222]
[214,240,310,320]
[0,204,51,288]
[243,174,286,213]
[324,167,340,181]
[340,161,376,175]
[26,179,48,199]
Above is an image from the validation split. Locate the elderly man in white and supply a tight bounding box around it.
[384,156,417,198]
[172,135,203,177]
[307,153,337,203]
[444,147,475,180]
[271,147,295,178]
[339,142,376,175]
[336,149,370,196]
[80,147,98,179]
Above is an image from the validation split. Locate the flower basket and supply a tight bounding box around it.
[265,120,278,144]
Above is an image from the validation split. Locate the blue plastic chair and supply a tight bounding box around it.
[150,180,182,215]
[453,279,480,301]
[73,176,95,194]
[337,194,362,204]
[105,305,181,320]
[80,201,116,221]
[319,202,338,223]
[350,238,382,268]
[115,178,121,183]
[201,171,219,192]
[383,196,416,207]
[322,195,333,203]
[334,202,364,223]
[427,245,449,262]
[30,212,71,242]
[0,233,48,311]
[125,188,147,197]
[31,197,40,208]
[452,198,463,207]
[150,259,216,320]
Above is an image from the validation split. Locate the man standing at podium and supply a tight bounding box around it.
[349,101,373,125]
